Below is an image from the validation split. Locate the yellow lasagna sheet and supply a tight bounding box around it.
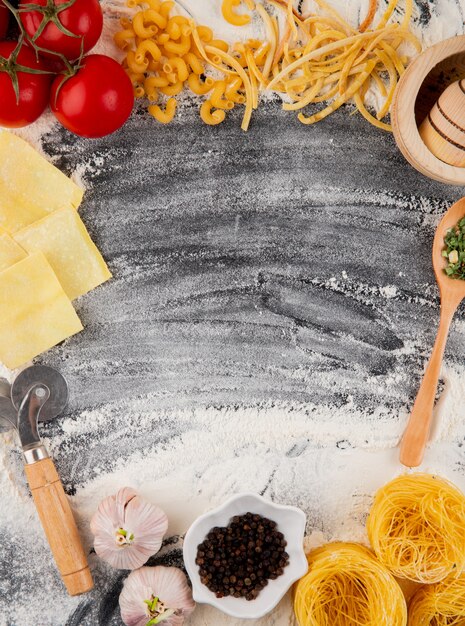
[0,252,83,369]
[0,232,27,272]
[14,207,112,301]
[0,132,84,233]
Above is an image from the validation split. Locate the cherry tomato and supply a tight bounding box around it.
[0,1,9,40]
[20,0,103,61]
[50,54,134,138]
[0,41,52,128]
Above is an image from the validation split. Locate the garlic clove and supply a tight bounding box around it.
[90,489,124,538]
[115,487,138,520]
[119,566,195,626]
[125,496,168,550]
[90,487,169,570]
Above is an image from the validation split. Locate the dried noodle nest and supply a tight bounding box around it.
[408,574,465,626]
[367,474,465,584]
[293,542,407,626]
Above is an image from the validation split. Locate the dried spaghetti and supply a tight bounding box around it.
[408,575,465,626]
[293,542,407,626]
[367,474,465,584]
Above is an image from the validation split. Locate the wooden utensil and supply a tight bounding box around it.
[400,197,465,467]
[0,366,94,596]
[419,79,465,167]
[391,34,465,185]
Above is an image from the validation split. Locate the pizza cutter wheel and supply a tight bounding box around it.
[0,366,93,597]
[0,377,10,399]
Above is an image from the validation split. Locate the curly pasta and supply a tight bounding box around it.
[210,81,234,110]
[294,543,407,626]
[225,76,245,103]
[200,101,226,125]
[135,39,162,63]
[222,0,251,27]
[132,11,157,38]
[187,73,214,95]
[115,0,419,130]
[163,57,189,81]
[367,474,465,584]
[148,97,177,123]
[183,51,203,74]
[114,29,135,50]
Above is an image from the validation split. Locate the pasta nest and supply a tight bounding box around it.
[293,542,407,626]
[367,474,465,584]
[408,575,465,626]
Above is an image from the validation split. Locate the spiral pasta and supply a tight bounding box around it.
[408,575,465,626]
[294,542,407,626]
[367,474,465,584]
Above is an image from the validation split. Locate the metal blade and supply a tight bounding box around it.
[0,396,17,433]
[17,384,50,451]
[0,378,11,399]
[12,366,68,422]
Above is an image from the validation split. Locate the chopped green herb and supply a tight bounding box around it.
[443,216,465,280]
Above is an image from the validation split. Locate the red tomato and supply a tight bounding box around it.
[20,0,103,61]
[50,54,134,138]
[0,1,9,40]
[0,41,52,128]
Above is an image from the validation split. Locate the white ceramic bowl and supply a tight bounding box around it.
[183,493,307,620]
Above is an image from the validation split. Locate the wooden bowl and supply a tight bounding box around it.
[392,34,465,185]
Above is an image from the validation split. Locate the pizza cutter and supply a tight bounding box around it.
[0,366,93,596]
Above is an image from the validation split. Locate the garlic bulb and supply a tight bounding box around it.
[90,487,168,570]
[119,566,195,626]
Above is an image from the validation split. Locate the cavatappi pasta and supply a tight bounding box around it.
[148,97,177,123]
[293,542,407,626]
[115,0,420,131]
[367,474,465,584]
[222,0,253,27]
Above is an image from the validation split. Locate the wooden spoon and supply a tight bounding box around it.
[400,196,465,467]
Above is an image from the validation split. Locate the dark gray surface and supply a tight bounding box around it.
[43,103,463,420]
[1,101,464,625]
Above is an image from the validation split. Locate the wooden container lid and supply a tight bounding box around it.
[392,34,465,185]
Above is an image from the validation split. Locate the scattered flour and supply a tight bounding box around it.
[379,285,399,299]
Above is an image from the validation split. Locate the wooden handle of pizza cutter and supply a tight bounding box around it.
[24,457,94,596]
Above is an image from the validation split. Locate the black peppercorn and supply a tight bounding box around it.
[196,512,290,601]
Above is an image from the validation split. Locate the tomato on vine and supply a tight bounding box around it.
[0,40,52,127]
[19,0,103,61]
[50,54,134,138]
[0,1,9,39]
